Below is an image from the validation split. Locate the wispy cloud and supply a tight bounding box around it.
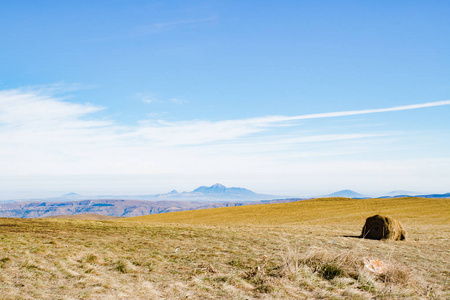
[0,89,106,127]
[169,98,189,104]
[89,16,217,42]
[19,82,94,96]
[282,100,450,121]
[131,100,450,146]
[135,93,189,105]
[2,88,449,150]
[1,87,449,196]
[135,92,155,104]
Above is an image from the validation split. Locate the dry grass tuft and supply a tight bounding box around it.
[301,247,361,280]
[378,263,411,285]
[273,244,442,299]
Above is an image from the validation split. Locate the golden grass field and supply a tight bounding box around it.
[0,197,448,299]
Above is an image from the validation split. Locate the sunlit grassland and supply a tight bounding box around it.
[0,197,448,299]
[126,197,449,226]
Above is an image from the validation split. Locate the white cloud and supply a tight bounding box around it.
[0,89,107,127]
[0,87,449,196]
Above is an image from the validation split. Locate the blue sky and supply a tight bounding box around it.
[0,1,449,199]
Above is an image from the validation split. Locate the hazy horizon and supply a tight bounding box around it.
[0,179,442,201]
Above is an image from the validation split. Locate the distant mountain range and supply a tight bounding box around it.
[324,189,449,199]
[6,183,283,203]
[193,183,256,196]
[151,183,278,201]
[0,184,448,218]
[0,198,300,219]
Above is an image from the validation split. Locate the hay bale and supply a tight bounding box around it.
[360,215,406,241]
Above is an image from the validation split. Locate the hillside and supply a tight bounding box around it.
[47,213,119,220]
[0,199,224,218]
[126,197,450,226]
[0,198,299,218]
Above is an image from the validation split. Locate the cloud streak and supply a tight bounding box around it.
[283,100,450,121]
[132,100,450,146]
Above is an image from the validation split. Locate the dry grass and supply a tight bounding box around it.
[0,197,448,299]
[126,197,450,226]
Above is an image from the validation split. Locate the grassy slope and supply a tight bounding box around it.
[0,197,448,299]
[47,213,119,220]
[126,197,450,226]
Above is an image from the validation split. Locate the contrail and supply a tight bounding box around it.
[285,100,450,121]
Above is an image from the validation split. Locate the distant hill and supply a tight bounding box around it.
[416,192,450,199]
[386,190,422,196]
[326,190,366,198]
[378,192,450,199]
[62,192,83,197]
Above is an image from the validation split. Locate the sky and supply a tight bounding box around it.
[0,1,449,199]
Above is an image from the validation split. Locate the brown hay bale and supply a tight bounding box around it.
[360,215,406,241]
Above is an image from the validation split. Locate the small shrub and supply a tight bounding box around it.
[145,262,154,272]
[212,276,229,283]
[319,263,344,280]
[0,257,11,268]
[228,260,244,268]
[252,277,274,293]
[114,260,127,273]
[256,282,274,293]
[85,254,97,263]
[0,257,11,263]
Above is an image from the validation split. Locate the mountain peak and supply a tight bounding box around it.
[194,183,226,193]
[211,183,226,189]
[193,183,259,197]
[327,190,365,198]
[62,192,81,197]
